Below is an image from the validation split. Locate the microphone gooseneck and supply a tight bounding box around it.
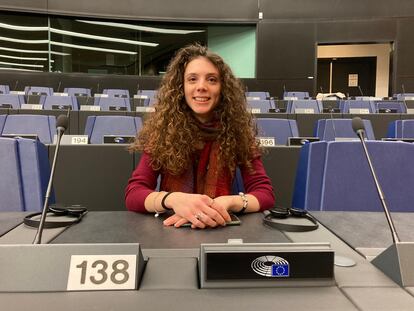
[33,114,68,244]
[352,117,400,243]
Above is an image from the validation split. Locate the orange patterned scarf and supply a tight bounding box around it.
[160,120,232,198]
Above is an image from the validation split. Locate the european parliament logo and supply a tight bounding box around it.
[251,256,290,277]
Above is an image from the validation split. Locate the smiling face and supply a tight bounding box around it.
[184,56,221,123]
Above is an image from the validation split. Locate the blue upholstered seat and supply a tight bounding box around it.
[0,84,10,94]
[256,118,299,145]
[246,91,270,100]
[283,91,309,99]
[94,97,131,111]
[387,119,414,139]
[374,100,407,113]
[341,100,375,113]
[0,94,23,109]
[289,99,320,114]
[84,115,142,144]
[293,141,414,211]
[63,87,92,97]
[103,89,130,98]
[2,114,56,144]
[315,119,375,141]
[247,99,273,113]
[136,90,157,99]
[24,86,53,96]
[43,95,79,111]
[0,137,50,211]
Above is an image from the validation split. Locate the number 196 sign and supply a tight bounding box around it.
[67,255,137,290]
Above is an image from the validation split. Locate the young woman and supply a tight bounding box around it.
[125,44,274,229]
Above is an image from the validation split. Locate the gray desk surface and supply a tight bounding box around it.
[311,211,414,249]
[0,212,30,236]
[1,211,414,311]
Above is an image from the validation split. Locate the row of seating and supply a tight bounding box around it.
[2,114,414,145]
[247,98,412,114]
[292,141,414,212]
[0,137,51,212]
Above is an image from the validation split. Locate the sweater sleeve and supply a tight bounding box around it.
[125,152,159,213]
[241,157,275,211]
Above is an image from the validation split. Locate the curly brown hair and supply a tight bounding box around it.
[129,43,259,175]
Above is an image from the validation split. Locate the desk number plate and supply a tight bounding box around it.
[258,137,276,147]
[67,255,137,291]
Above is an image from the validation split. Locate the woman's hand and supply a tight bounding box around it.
[162,192,231,228]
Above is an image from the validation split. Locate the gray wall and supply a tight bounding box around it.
[1,0,414,97]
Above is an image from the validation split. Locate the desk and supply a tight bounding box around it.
[1,212,413,310]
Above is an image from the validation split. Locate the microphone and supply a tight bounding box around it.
[320,86,324,93]
[13,80,19,91]
[357,85,364,96]
[353,116,414,286]
[33,114,69,244]
[351,117,400,243]
[97,83,100,94]
[57,81,62,93]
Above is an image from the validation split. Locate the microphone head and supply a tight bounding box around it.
[56,114,69,132]
[352,117,365,134]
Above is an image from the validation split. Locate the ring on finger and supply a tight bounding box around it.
[195,212,203,221]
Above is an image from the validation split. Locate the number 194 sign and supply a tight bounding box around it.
[67,255,137,290]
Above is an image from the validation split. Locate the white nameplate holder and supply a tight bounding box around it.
[249,108,262,114]
[199,241,335,288]
[94,93,109,98]
[134,94,149,99]
[246,96,261,100]
[80,105,101,111]
[10,91,25,95]
[295,108,315,114]
[0,243,145,292]
[284,96,298,101]
[54,135,89,145]
[54,92,69,96]
[349,108,370,114]
[257,137,276,147]
[407,108,414,114]
[136,106,155,112]
[21,104,42,110]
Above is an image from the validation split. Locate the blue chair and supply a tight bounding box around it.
[283,91,309,99]
[24,86,53,96]
[289,99,320,114]
[2,115,56,144]
[315,119,375,141]
[247,99,273,113]
[43,95,79,111]
[341,100,375,113]
[0,137,50,211]
[0,94,23,109]
[394,93,414,100]
[373,100,406,113]
[103,89,130,98]
[387,120,414,139]
[84,115,142,144]
[0,85,10,94]
[293,141,414,211]
[94,97,131,111]
[256,118,299,145]
[136,90,157,99]
[64,87,92,97]
[246,91,270,100]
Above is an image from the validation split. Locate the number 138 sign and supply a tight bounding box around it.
[67,255,137,290]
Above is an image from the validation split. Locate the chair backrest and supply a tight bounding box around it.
[0,115,6,133]
[315,119,375,141]
[94,97,131,111]
[374,100,406,113]
[283,91,309,99]
[43,95,78,111]
[0,137,50,211]
[245,91,270,100]
[293,141,414,211]
[256,118,299,145]
[2,114,56,144]
[388,120,414,139]
[137,90,157,99]
[103,89,130,98]
[0,94,23,109]
[84,115,142,144]
[289,99,320,114]
[0,84,10,94]
[341,100,375,113]
[63,87,92,97]
[24,86,53,96]
[247,99,273,113]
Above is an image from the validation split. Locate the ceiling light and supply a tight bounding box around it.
[0,46,70,56]
[51,41,138,55]
[0,67,42,72]
[0,54,48,61]
[0,61,43,68]
[0,36,48,44]
[77,20,205,35]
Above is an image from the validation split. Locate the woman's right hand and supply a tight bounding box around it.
[162,192,230,228]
